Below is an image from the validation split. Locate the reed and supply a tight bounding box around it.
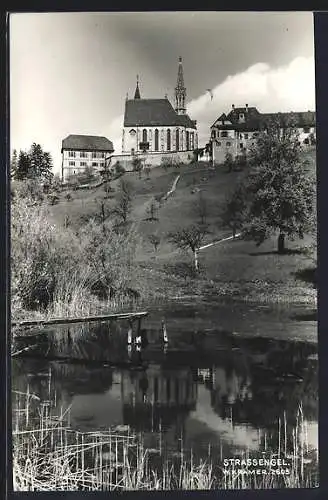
[12,389,319,491]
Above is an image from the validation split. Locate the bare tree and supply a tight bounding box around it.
[167,224,209,271]
[195,191,208,225]
[110,180,133,226]
[148,234,160,253]
[132,157,143,179]
[144,166,151,180]
[146,198,159,221]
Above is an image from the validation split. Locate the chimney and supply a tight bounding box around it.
[245,104,248,112]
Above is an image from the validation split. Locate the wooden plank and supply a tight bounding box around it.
[12,311,148,328]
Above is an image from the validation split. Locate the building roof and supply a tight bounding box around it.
[61,134,114,152]
[124,98,197,129]
[211,107,316,132]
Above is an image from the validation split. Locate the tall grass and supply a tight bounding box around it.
[12,384,319,491]
[11,189,141,323]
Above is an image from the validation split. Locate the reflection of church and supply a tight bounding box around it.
[121,365,197,432]
[211,365,253,418]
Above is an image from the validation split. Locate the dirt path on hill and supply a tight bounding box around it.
[135,171,238,260]
[199,233,241,251]
[133,174,181,224]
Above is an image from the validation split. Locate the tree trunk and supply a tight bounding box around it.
[278,233,285,254]
[194,250,199,271]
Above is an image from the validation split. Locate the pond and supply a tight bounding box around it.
[12,300,318,488]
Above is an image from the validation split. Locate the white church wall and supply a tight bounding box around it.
[122,125,197,155]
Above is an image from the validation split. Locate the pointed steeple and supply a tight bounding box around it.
[175,57,186,115]
[134,74,141,99]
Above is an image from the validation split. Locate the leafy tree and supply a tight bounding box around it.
[29,143,54,181]
[168,224,209,271]
[12,143,54,182]
[10,149,18,178]
[114,161,125,177]
[14,151,31,180]
[220,186,246,239]
[233,121,315,253]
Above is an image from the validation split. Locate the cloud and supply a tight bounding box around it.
[187,56,315,146]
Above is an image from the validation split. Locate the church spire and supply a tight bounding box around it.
[134,74,141,99]
[175,56,186,115]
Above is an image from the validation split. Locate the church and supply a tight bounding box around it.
[110,58,198,169]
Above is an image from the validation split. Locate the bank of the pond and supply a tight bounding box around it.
[12,389,319,491]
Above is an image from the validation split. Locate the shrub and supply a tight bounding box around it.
[115,162,126,176]
[48,194,60,205]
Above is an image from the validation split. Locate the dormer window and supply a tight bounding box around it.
[239,113,245,123]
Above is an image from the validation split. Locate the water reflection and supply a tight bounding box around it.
[121,366,197,433]
[12,316,318,461]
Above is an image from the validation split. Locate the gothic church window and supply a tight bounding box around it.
[142,129,147,142]
[176,129,180,151]
[167,129,171,151]
[154,129,159,151]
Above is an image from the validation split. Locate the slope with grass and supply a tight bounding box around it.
[37,150,318,309]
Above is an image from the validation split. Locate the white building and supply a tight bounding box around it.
[110,58,198,169]
[61,134,114,182]
[210,105,316,165]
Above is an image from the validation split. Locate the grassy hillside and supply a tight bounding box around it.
[46,149,316,307]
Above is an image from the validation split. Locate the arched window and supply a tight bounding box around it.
[167,129,171,151]
[142,129,147,142]
[176,129,180,151]
[154,129,159,151]
[186,131,190,150]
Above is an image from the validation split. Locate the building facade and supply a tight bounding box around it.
[61,134,114,182]
[110,58,198,169]
[210,105,316,165]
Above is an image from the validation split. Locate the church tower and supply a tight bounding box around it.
[134,75,141,99]
[175,57,186,115]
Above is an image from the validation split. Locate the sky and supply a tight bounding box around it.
[10,11,315,174]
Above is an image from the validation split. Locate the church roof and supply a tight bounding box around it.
[62,134,114,152]
[124,99,197,129]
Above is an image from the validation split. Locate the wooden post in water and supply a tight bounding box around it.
[127,320,133,345]
[161,319,168,345]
